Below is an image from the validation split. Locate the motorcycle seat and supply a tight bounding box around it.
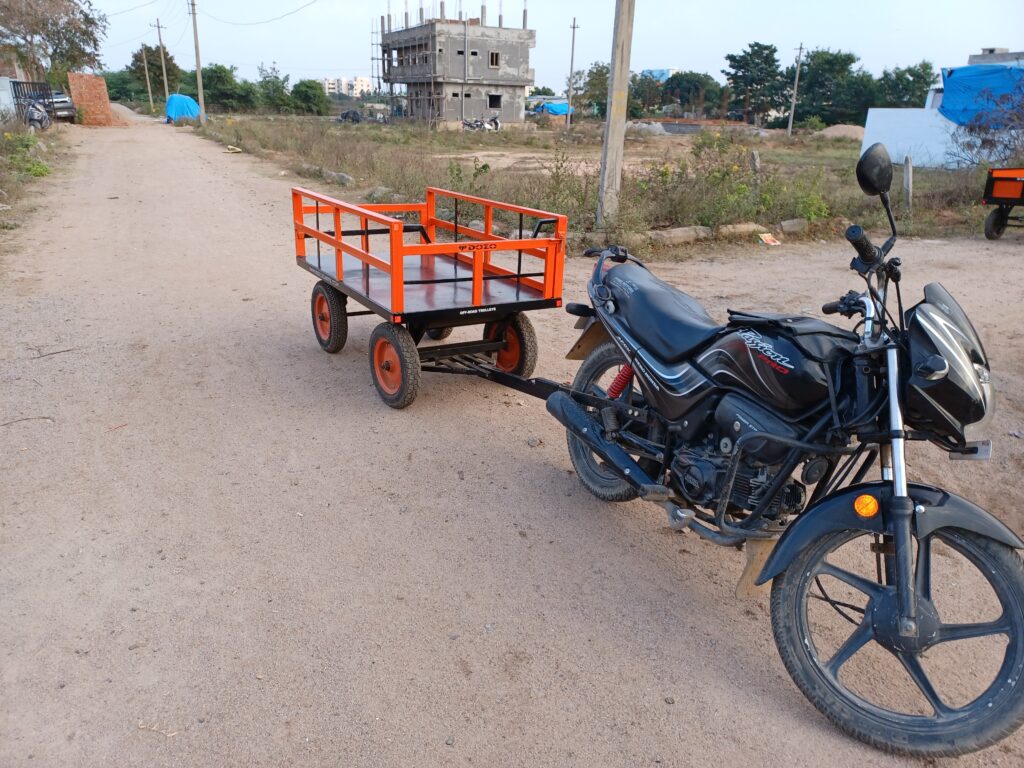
[604,263,722,363]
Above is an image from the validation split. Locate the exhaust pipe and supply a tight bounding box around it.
[546,392,670,501]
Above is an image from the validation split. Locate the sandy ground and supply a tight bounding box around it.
[2,112,1024,768]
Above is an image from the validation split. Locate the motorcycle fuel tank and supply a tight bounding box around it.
[695,327,830,415]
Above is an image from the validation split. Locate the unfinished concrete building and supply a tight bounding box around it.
[380,3,535,125]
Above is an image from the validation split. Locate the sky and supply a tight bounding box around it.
[94,0,1024,91]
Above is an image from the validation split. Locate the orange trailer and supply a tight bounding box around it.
[982,167,1024,240]
[292,186,568,408]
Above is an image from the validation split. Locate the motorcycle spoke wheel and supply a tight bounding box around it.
[566,341,654,502]
[771,527,1024,756]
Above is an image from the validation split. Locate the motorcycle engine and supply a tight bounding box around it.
[671,394,806,517]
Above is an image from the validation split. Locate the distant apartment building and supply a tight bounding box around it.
[320,76,375,99]
[380,4,535,123]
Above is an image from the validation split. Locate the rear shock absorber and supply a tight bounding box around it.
[606,364,634,400]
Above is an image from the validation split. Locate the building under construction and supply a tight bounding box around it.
[380,3,535,125]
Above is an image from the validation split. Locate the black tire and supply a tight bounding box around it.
[368,323,421,409]
[985,208,1009,240]
[770,527,1024,757]
[311,281,347,353]
[566,341,651,502]
[426,327,453,341]
[484,313,538,378]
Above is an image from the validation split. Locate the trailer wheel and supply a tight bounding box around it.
[369,323,421,409]
[984,207,1009,240]
[426,327,453,340]
[311,281,347,353]
[485,313,537,378]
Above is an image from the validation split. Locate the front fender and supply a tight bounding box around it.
[756,482,1024,585]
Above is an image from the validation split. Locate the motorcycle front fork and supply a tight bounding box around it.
[882,345,920,636]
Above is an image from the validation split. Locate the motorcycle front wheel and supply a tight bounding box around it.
[771,527,1024,756]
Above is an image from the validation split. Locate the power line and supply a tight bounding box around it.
[198,0,320,27]
[107,0,159,17]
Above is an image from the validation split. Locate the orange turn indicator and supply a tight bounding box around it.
[854,494,880,518]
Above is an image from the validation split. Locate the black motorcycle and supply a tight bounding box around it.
[547,143,1024,756]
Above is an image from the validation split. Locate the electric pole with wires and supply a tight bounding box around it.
[188,0,207,124]
[151,18,170,102]
[566,17,579,127]
[786,42,804,137]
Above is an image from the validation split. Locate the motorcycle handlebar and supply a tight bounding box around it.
[821,300,842,315]
[845,225,881,265]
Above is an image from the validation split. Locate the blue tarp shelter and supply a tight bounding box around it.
[938,65,1023,126]
[166,93,200,123]
[535,102,573,116]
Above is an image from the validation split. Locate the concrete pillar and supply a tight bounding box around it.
[481,3,487,25]
[597,0,636,228]
[522,1,527,29]
[440,1,446,20]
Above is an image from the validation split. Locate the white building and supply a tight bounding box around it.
[320,76,373,99]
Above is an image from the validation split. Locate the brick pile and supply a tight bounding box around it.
[67,73,118,126]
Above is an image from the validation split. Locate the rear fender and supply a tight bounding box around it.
[756,482,1024,585]
[566,317,611,360]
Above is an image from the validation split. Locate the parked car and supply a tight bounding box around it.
[48,91,76,120]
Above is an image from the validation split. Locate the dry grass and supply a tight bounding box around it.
[195,116,989,239]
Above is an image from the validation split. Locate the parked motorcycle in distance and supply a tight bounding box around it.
[550,143,1024,756]
[462,115,500,132]
[24,100,52,132]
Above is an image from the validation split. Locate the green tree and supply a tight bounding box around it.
[198,63,257,112]
[0,0,107,83]
[291,79,330,115]
[877,61,937,107]
[630,73,662,113]
[722,42,785,124]
[582,61,609,116]
[787,49,878,126]
[130,44,182,98]
[530,85,555,97]
[102,68,143,102]
[256,62,294,113]
[662,71,721,116]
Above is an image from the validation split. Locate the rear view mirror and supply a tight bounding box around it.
[856,143,893,197]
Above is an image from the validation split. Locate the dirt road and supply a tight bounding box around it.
[2,115,1023,767]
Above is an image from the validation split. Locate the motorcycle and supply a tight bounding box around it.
[24,99,52,132]
[547,143,1024,756]
[462,115,500,132]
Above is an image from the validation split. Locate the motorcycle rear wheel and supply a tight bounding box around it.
[770,527,1024,756]
[567,341,658,502]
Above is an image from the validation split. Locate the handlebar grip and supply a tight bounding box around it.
[845,225,880,264]
[584,247,603,257]
[821,300,842,315]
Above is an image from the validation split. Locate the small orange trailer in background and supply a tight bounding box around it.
[982,167,1024,240]
[292,186,568,408]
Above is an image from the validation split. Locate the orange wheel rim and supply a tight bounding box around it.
[495,326,521,371]
[373,338,403,394]
[314,294,331,340]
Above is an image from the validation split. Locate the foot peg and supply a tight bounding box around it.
[665,504,695,531]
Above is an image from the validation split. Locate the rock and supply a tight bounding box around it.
[717,222,770,238]
[366,185,392,202]
[664,696,675,705]
[0,204,11,212]
[526,436,542,447]
[780,218,809,235]
[323,170,353,186]
[298,163,321,178]
[648,226,712,247]
[611,231,649,252]
[627,121,667,135]
[467,219,486,232]
[445,736,455,746]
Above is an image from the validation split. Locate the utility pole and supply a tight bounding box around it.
[152,19,170,102]
[566,17,579,127]
[786,42,803,137]
[141,42,155,113]
[189,0,207,124]
[596,0,635,229]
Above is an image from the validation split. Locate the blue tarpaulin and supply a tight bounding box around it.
[938,65,1023,126]
[535,102,573,116]
[166,93,200,123]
